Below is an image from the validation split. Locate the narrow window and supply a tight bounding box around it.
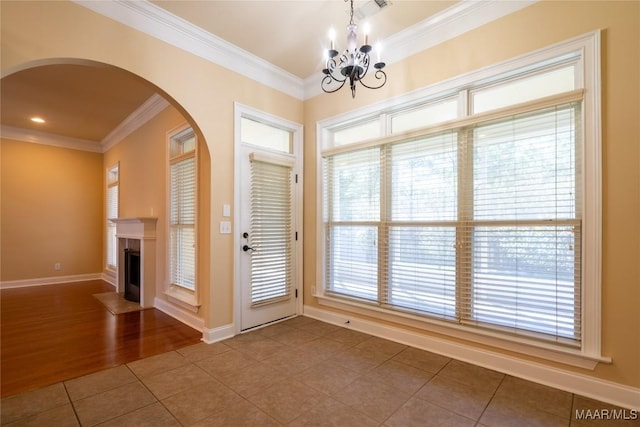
[106,163,119,270]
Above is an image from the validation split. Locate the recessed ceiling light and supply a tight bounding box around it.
[30,117,46,124]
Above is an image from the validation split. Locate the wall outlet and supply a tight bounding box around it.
[54,262,61,271]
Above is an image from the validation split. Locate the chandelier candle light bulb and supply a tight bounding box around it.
[321,0,387,98]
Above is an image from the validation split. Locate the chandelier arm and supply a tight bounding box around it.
[321,74,347,93]
[358,69,388,90]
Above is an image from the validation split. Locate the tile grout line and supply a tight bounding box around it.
[61,381,83,426]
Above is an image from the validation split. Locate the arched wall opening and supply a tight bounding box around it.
[0,58,211,336]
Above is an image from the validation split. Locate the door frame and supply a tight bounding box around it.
[233,102,304,334]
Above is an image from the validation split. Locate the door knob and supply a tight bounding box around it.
[243,245,256,252]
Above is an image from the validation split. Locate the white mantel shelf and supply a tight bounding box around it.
[113,217,158,308]
[111,217,158,240]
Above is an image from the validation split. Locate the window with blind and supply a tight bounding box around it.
[320,35,601,354]
[169,127,197,292]
[106,163,119,270]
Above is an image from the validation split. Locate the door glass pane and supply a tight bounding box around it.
[242,117,292,154]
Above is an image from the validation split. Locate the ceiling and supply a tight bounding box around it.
[1,0,457,145]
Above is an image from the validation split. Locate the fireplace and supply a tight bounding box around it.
[124,249,141,303]
[111,217,158,308]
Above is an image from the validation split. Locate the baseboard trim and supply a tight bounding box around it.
[153,297,205,336]
[303,305,640,411]
[0,273,102,289]
[202,323,235,344]
[101,270,117,287]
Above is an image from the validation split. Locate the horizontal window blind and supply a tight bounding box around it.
[170,155,196,290]
[462,104,581,341]
[324,148,380,302]
[106,166,118,268]
[250,157,293,306]
[323,101,582,344]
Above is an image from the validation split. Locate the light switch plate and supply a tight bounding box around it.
[223,204,231,217]
[220,221,232,234]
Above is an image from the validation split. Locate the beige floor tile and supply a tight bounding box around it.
[354,336,407,359]
[160,380,244,425]
[494,375,572,419]
[328,346,390,373]
[386,396,476,427]
[72,381,157,427]
[297,337,353,360]
[391,346,451,374]
[262,345,325,375]
[195,348,258,378]
[415,374,496,420]
[64,365,137,401]
[191,396,282,427]
[257,322,298,338]
[216,361,289,398]
[281,315,319,329]
[247,378,328,423]
[480,392,569,427]
[291,319,341,337]
[0,383,70,425]
[332,375,412,422]
[127,351,189,379]
[288,396,379,427]
[295,361,360,395]
[438,359,504,391]
[229,337,286,361]
[175,341,231,362]
[141,363,214,400]
[366,359,434,395]
[96,402,180,427]
[3,403,78,427]
[324,327,372,347]
[269,327,319,347]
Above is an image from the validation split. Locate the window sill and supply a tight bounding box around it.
[314,292,610,370]
[165,286,200,313]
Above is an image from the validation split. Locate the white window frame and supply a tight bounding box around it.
[316,31,604,369]
[106,162,119,272]
[165,123,200,311]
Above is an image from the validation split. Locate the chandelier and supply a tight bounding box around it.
[321,0,387,98]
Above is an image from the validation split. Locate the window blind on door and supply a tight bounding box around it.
[170,156,196,290]
[249,154,294,306]
[106,184,118,268]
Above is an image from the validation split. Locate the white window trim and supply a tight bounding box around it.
[105,162,119,272]
[315,30,605,369]
[165,122,200,311]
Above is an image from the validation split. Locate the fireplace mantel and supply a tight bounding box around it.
[112,217,158,308]
[110,217,158,239]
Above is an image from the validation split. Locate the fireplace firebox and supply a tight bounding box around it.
[124,248,141,303]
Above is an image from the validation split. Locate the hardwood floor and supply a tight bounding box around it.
[0,280,202,397]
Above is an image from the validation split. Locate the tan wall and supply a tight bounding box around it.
[1,139,103,281]
[0,0,303,330]
[304,1,640,389]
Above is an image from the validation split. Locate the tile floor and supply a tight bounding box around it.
[1,316,637,426]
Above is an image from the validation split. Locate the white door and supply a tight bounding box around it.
[235,107,302,332]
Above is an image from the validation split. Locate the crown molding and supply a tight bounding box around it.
[101,93,170,151]
[0,125,103,153]
[73,0,305,100]
[74,0,536,102]
[303,0,537,99]
[1,94,169,153]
